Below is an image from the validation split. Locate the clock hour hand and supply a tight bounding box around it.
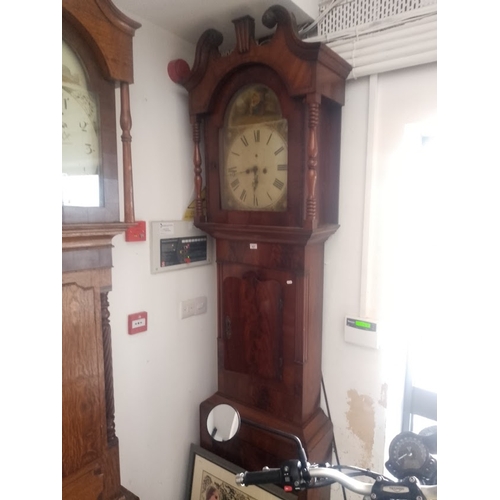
[231,167,254,175]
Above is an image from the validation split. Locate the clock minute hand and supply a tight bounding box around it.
[250,165,260,191]
[252,174,259,191]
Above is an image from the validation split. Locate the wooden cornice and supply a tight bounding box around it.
[62,0,141,83]
[174,4,352,115]
[62,223,133,251]
[195,221,339,246]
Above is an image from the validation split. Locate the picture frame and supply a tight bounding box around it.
[185,443,296,500]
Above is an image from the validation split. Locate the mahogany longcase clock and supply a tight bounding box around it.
[170,7,351,500]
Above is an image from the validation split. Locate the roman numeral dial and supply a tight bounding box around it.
[223,123,288,211]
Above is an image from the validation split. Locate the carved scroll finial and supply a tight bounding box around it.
[203,28,224,50]
[262,5,299,34]
[306,101,319,223]
[233,16,255,53]
[195,28,224,63]
[168,29,223,92]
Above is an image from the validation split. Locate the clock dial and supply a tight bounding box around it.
[62,39,101,207]
[62,87,100,176]
[222,124,288,211]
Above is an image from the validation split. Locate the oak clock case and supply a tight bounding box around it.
[62,21,119,224]
[169,8,351,500]
[62,1,140,499]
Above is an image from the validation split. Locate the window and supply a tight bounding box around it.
[397,129,437,433]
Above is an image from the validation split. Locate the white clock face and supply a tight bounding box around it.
[62,87,100,176]
[222,124,288,211]
[62,40,101,207]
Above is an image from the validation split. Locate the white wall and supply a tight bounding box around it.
[321,63,437,498]
[108,12,436,498]
[109,17,218,500]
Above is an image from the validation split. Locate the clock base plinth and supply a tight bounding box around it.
[200,394,332,500]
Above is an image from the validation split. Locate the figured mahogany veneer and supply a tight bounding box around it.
[171,6,351,500]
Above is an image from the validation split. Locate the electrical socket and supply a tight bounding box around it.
[181,296,207,319]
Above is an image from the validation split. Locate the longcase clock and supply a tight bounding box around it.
[62,1,140,499]
[169,7,351,500]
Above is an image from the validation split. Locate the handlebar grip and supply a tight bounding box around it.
[236,468,282,486]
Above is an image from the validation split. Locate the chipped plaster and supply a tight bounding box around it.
[345,389,375,468]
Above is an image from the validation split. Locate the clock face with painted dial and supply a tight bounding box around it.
[62,39,101,207]
[220,83,288,212]
[222,123,288,211]
[62,86,100,176]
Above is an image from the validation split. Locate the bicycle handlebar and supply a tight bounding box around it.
[237,464,437,500]
[207,404,437,499]
[237,468,283,487]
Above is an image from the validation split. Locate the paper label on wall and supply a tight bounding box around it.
[183,187,206,221]
[158,222,175,237]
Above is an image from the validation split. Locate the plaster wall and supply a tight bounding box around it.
[321,63,437,498]
[109,17,217,500]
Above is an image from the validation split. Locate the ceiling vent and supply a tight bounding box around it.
[302,0,437,78]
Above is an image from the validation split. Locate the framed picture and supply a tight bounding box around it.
[185,443,296,500]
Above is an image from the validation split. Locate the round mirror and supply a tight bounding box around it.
[207,404,241,442]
